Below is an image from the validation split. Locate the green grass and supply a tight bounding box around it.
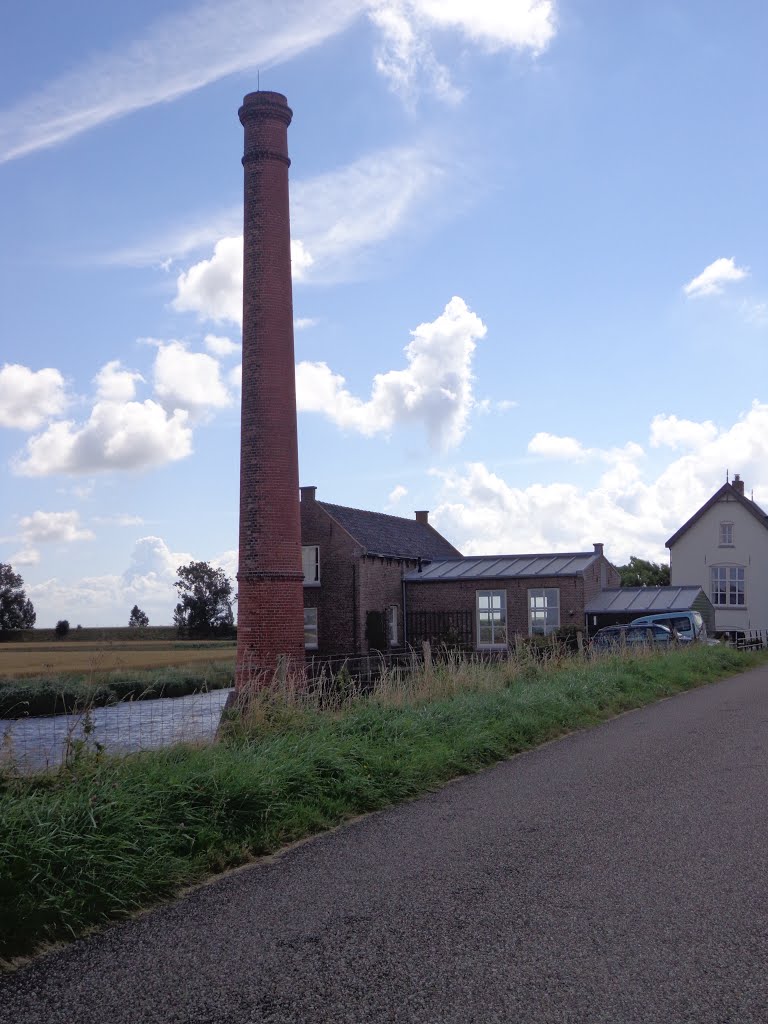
[0,644,764,964]
[0,662,234,718]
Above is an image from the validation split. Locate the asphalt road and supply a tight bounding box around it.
[2,665,768,1023]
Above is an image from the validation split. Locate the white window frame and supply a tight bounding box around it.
[387,605,399,646]
[304,607,318,649]
[711,566,745,606]
[718,521,734,547]
[476,590,508,649]
[528,588,560,636]
[302,545,320,586]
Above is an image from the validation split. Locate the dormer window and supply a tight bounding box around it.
[719,522,734,547]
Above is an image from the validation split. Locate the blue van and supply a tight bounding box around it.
[629,610,706,642]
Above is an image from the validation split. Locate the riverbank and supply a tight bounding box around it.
[1,643,764,964]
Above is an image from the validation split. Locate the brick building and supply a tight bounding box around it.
[403,546,620,650]
[300,485,460,656]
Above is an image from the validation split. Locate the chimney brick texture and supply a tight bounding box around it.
[236,91,305,685]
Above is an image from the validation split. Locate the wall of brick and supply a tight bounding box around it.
[236,91,305,685]
[405,574,594,645]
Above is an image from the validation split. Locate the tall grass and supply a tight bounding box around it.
[0,644,763,964]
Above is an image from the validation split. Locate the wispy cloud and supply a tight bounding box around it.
[684,257,749,298]
[0,0,359,164]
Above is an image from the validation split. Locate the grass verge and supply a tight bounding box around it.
[0,644,764,964]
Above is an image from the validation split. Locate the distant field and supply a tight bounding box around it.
[0,641,236,678]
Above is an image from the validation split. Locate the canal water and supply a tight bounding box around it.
[1,688,232,773]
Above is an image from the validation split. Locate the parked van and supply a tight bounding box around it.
[629,610,706,642]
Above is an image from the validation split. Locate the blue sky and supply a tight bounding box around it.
[2,0,768,626]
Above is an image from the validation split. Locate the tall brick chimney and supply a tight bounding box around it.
[235,91,305,686]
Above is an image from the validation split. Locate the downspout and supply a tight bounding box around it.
[352,562,357,652]
[402,567,408,649]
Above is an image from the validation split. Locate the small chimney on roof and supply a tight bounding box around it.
[300,485,317,503]
[415,510,429,525]
[593,542,604,556]
[732,474,745,496]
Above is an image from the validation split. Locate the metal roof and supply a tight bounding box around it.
[584,586,705,614]
[403,552,599,582]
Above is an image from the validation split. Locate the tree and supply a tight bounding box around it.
[0,563,36,631]
[173,561,235,636]
[617,556,670,588]
[55,619,70,639]
[128,605,149,629]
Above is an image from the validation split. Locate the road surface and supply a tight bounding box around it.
[2,665,767,1023]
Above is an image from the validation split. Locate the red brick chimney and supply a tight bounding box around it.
[732,473,745,496]
[235,91,304,686]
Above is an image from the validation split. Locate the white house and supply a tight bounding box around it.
[666,474,768,634]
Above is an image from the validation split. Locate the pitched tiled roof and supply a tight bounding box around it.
[666,482,768,547]
[403,552,599,582]
[318,502,461,560]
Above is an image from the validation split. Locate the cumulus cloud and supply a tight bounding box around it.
[0,364,69,430]
[430,400,768,564]
[684,257,749,298]
[9,548,40,567]
[649,414,719,450]
[204,334,240,357]
[152,341,231,417]
[19,510,94,544]
[369,0,555,101]
[296,296,487,449]
[13,398,192,476]
[94,360,144,402]
[294,317,318,331]
[388,484,408,505]
[173,236,243,324]
[528,432,589,461]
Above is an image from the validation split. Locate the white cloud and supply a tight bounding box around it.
[173,236,243,324]
[431,400,768,564]
[13,398,192,476]
[171,145,446,322]
[369,0,555,101]
[0,364,69,430]
[228,364,242,392]
[152,341,231,417]
[19,510,94,544]
[294,317,318,331]
[92,514,145,527]
[528,432,589,461]
[94,360,144,402]
[296,296,487,449]
[387,484,408,507]
[684,257,749,298]
[9,548,40,567]
[649,414,719,450]
[0,0,359,164]
[204,333,240,357]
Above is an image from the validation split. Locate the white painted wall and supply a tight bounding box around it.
[670,492,768,632]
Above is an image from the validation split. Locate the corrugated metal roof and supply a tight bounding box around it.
[318,502,460,560]
[584,586,704,614]
[403,552,598,582]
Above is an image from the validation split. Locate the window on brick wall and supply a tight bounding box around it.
[711,566,745,606]
[387,605,399,646]
[476,591,507,648]
[528,588,560,636]
[304,607,318,649]
[302,545,320,586]
[718,522,734,546]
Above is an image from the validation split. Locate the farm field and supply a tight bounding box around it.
[0,641,236,678]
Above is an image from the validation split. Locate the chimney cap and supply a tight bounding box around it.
[300,485,317,502]
[415,510,429,525]
[593,542,604,556]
